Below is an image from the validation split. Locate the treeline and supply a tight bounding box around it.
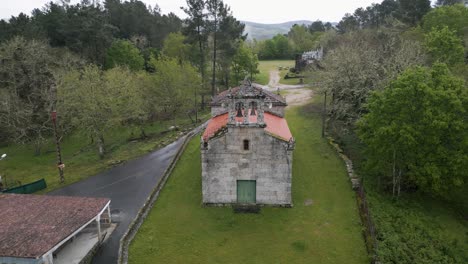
[251,20,332,60]
[314,1,468,262]
[0,0,181,65]
[0,0,258,157]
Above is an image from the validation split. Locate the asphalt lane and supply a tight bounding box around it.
[50,135,187,264]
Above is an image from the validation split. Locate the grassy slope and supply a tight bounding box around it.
[0,114,209,193]
[129,98,368,264]
[255,60,296,85]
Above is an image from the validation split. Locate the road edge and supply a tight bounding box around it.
[117,123,205,264]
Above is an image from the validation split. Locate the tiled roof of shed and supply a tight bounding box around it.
[0,194,110,259]
[202,112,293,142]
[211,83,287,106]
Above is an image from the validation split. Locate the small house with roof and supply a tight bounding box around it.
[201,82,295,206]
[0,194,112,264]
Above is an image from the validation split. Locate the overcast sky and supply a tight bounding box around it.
[1,0,436,23]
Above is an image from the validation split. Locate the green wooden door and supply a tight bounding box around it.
[237,180,256,204]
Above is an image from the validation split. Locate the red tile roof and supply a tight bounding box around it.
[0,194,110,259]
[202,112,293,142]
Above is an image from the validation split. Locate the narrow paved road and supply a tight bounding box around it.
[50,136,187,264]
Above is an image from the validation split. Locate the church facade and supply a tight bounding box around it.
[201,83,295,206]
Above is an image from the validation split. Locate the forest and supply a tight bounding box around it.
[0,0,258,158]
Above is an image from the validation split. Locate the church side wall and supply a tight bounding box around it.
[201,126,292,206]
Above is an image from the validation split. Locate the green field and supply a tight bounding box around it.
[128,97,368,264]
[0,113,209,193]
[255,60,298,86]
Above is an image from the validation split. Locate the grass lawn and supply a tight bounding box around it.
[0,112,209,193]
[128,97,368,264]
[255,60,296,86]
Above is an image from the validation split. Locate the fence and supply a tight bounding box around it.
[2,179,47,194]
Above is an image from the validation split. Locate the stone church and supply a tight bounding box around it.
[201,82,295,206]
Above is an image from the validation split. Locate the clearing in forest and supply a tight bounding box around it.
[128,94,368,264]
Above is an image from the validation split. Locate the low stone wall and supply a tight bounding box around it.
[326,137,360,189]
[117,124,205,264]
[326,136,379,264]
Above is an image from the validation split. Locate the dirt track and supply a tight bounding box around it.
[284,88,314,107]
[263,70,313,107]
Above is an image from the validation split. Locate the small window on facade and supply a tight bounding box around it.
[243,140,250,150]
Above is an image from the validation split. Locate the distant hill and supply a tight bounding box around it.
[242,20,314,40]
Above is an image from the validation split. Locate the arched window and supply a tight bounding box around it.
[235,102,244,117]
[249,101,257,116]
[243,139,250,150]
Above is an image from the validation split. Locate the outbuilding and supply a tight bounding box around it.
[0,194,112,264]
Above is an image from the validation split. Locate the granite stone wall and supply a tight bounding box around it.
[201,126,293,206]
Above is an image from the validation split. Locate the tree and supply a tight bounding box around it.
[105,39,145,71]
[34,1,116,64]
[309,20,325,33]
[182,0,208,99]
[58,65,143,158]
[146,57,201,119]
[231,42,259,84]
[422,4,468,37]
[206,0,227,95]
[259,39,278,59]
[162,32,190,64]
[273,34,291,59]
[337,13,360,33]
[104,0,181,48]
[319,30,426,127]
[216,10,246,88]
[425,26,465,66]
[435,0,465,6]
[358,64,467,198]
[0,37,56,154]
[396,0,432,25]
[288,24,317,52]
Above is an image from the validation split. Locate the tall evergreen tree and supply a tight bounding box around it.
[182,0,208,95]
[206,0,227,95]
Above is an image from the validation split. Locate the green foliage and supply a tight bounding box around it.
[147,56,200,118]
[105,39,145,71]
[162,32,190,63]
[425,26,465,66]
[288,24,322,53]
[258,34,293,60]
[58,65,144,157]
[0,0,182,65]
[231,42,259,84]
[336,0,432,33]
[397,0,432,25]
[182,0,209,91]
[105,0,182,48]
[129,100,368,264]
[435,0,466,6]
[358,64,468,197]
[369,193,468,264]
[422,4,468,37]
